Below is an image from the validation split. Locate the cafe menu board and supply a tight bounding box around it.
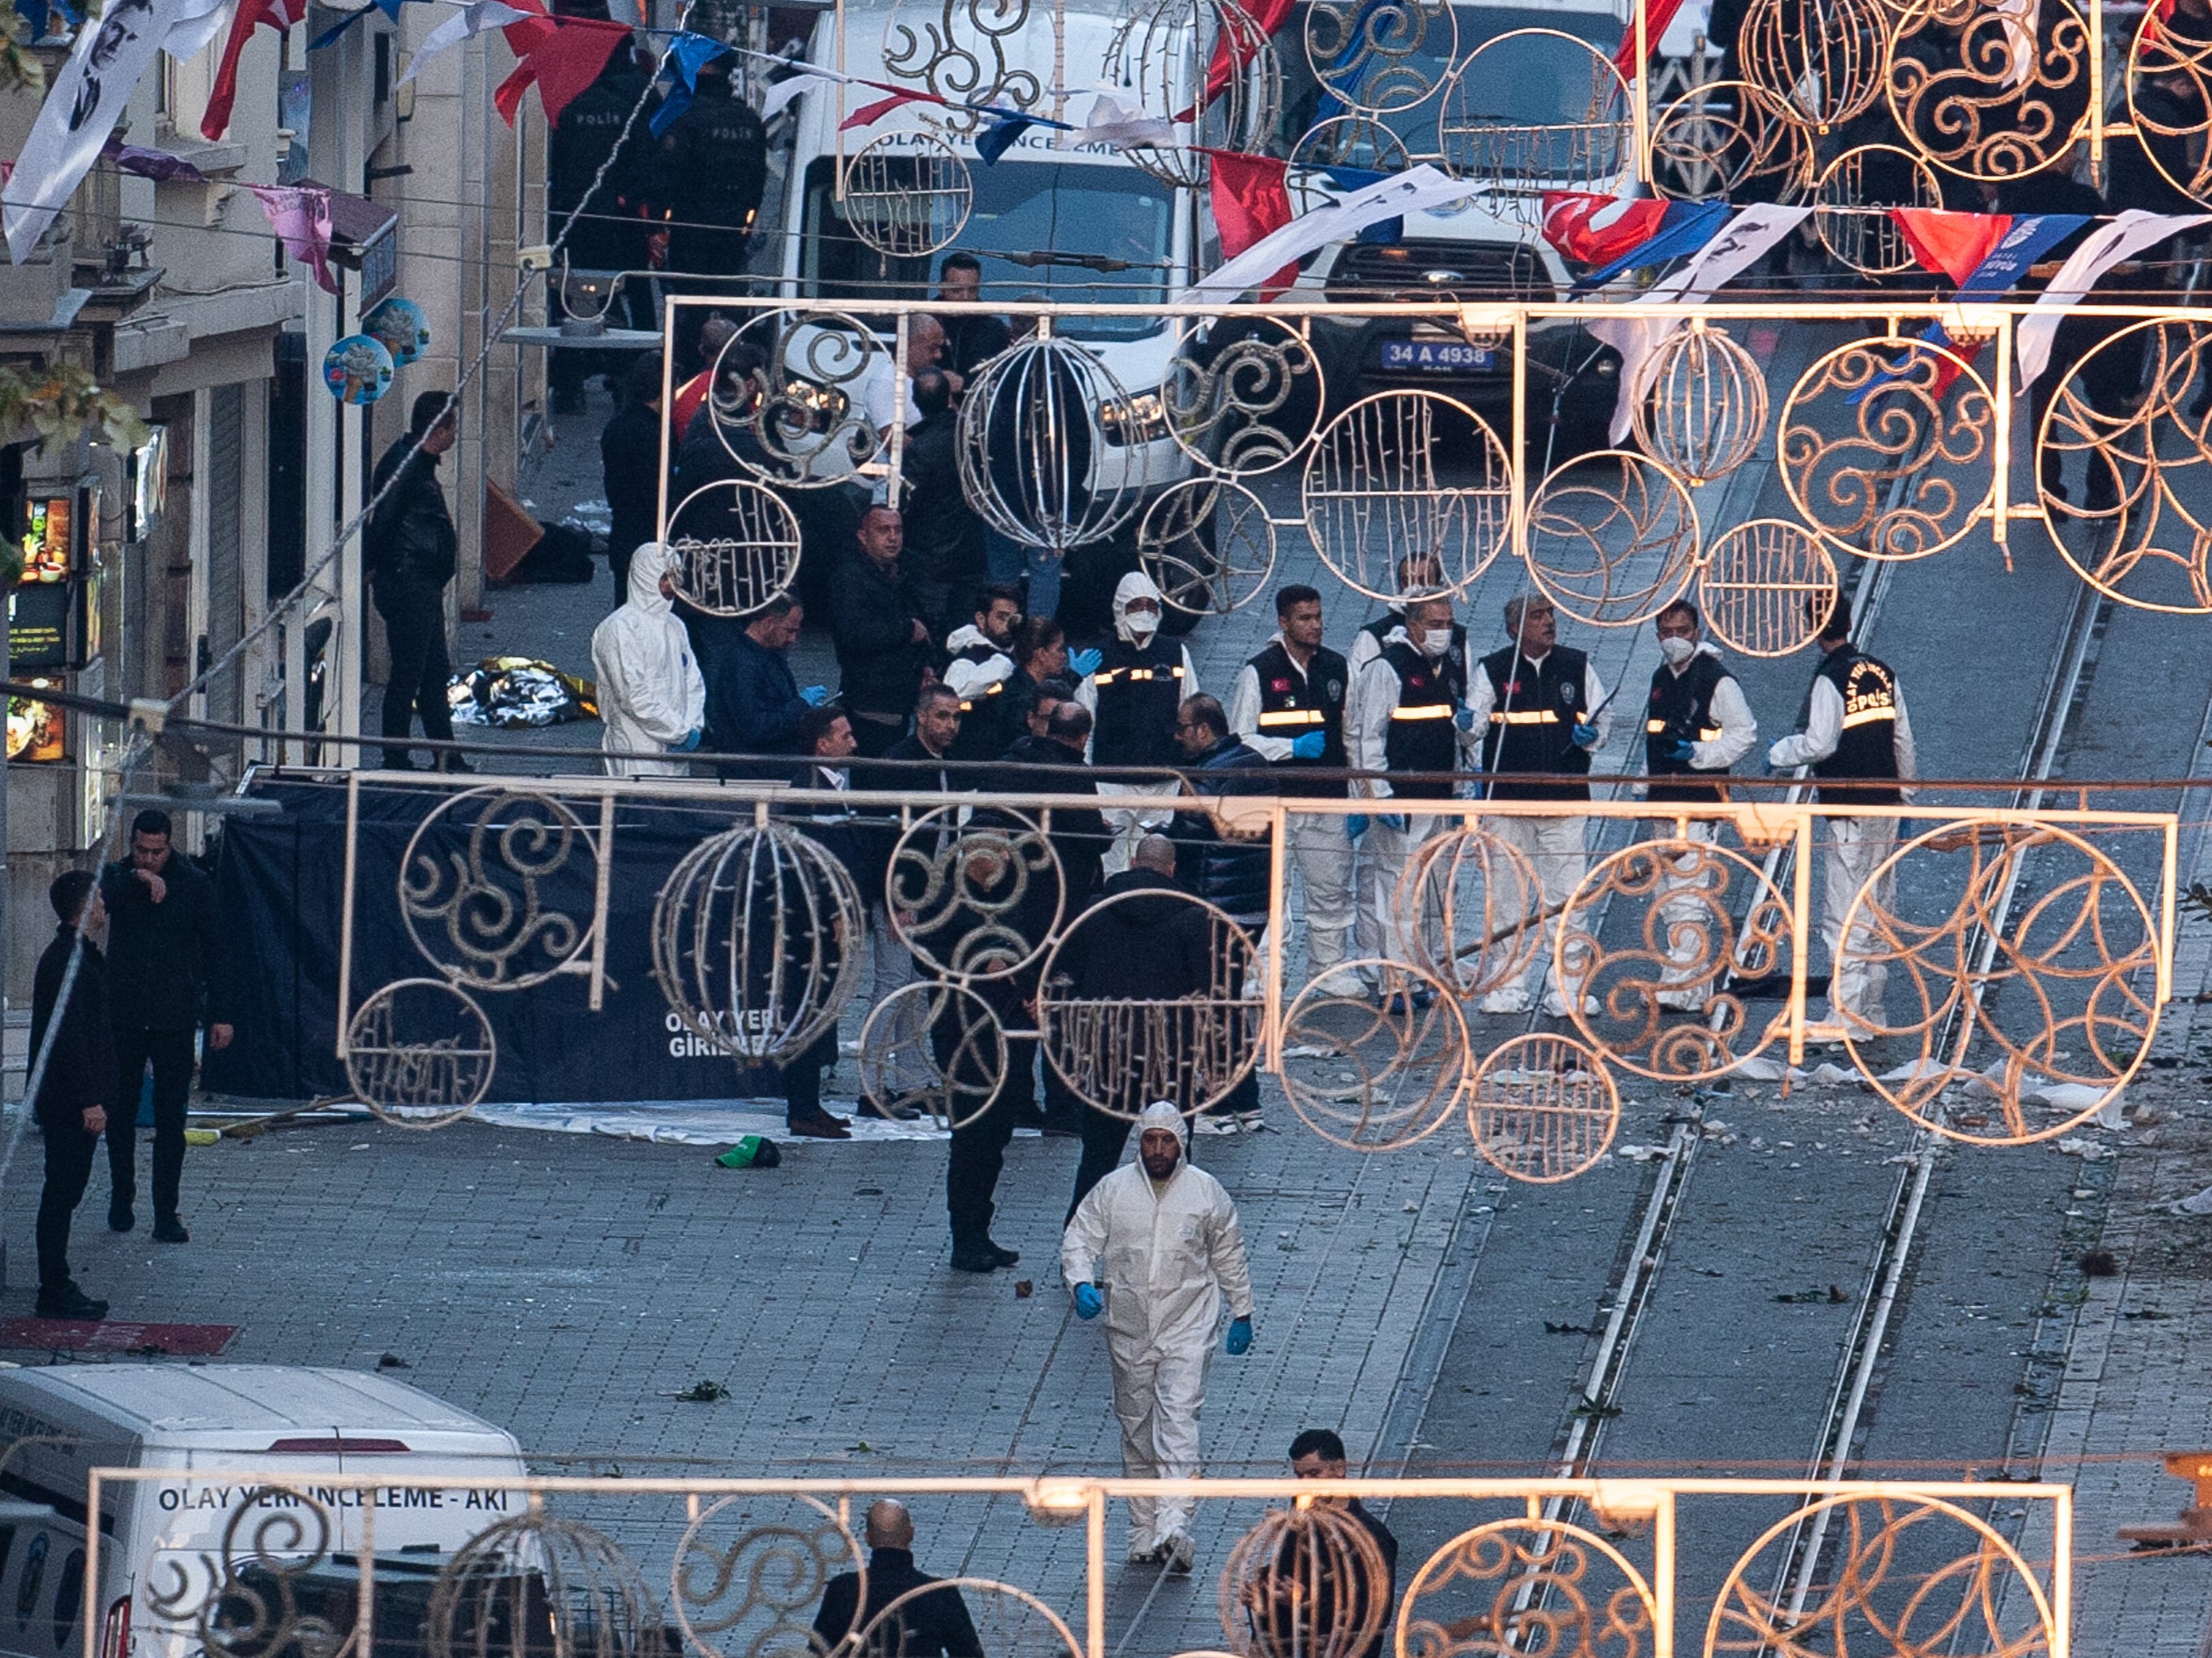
[20,495,71,583]
[7,584,70,670]
[7,679,63,763]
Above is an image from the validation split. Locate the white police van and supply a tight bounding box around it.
[0,1365,526,1658]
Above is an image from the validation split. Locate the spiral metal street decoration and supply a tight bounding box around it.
[713,311,890,489]
[1277,958,1467,1150]
[651,824,866,1065]
[1289,115,1412,212]
[1696,519,1840,659]
[1303,391,1513,601]
[2127,7,2212,207]
[1814,144,1945,276]
[843,133,973,259]
[1037,886,1262,1119]
[1557,838,1793,1084]
[1779,334,1996,562]
[1740,0,1887,133]
[2037,315,2212,613]
[1631,321,1768,489]
[1465,1033,1621,1184]
[162,1486,342,1658]
[957,333,1154,554]
[1648,79,1814,203]
[1883,0,2092,182]
[1705,1494,2054,1658]
[345,978,496,1129]
[1396,1517,1655,1658]
[664,481,807,619]
[1525,451,1701,629]
[429,1512,660,1658]
[1221,1503,1395,1658]
[1395,825,1544,1002]
[1438,29,1632,218]
[858,979,1011,1129]
[1165,315,1325,478]
[1105,0,1280,189]
[1303,0,1454,115]
[1833,820,2159,1144]
[856,1579,1082,1658]
[671,1494,866,1658]
[886,807,1065,981]
[881,0,1039,133]
[1139,477,1278,619]
[398,788,595,991]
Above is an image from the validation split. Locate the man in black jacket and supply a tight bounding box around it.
[28,872,114,1320]
[368,394,466,772]
[1169,696,1271,1134]
[666,59,767,276]
[812,1500,981,1658]
[899,371,986,637]
[99,810,231,1243]
[704,596,827,777]
[776,705,863,1140]
[830,507,931,757]
[599,355,662,601]
[1050,837,1221,1216]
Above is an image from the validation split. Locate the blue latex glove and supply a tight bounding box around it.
[1069,648,1102,677]
[674,729,703,753]
[1291,731,1326,759]
[1345,814,1369,842]
[1570,722,1600,749]
[1073,1284,1104,1321]
[1378,813,1407,833]
[1663,739,1696,762]
[1225,1317,1252,1356]
[1455,707,1478,731]
[799,685,830,707]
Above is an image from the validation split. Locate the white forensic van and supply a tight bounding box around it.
[0,1366,527,1658]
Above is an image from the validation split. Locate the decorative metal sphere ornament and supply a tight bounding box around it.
[429,1514,659,1658]
[345,978,496,1129]
[1630,320,1768,488]
[956,332,1156,553]
[843,132,973,258]
[1104,0,1281,188]
[663,480,804,618]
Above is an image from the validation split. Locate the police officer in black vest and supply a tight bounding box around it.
[1767,595,1917,1036]
[1347,594,1471,998]
[1346,554,1452,685]
[1229,585,1358,991]
[1077,572,1200,873]
[667,59,768,277]
[1643,600,1758,1012]
[1465,594,1610,1017]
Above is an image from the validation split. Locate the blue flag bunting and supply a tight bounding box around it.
[1570,198,1730,293]
[649,31,733,136]
[308,0,412,53]
[976,112,1038,164]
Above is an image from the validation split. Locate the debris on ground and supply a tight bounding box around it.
[447,656,598,727]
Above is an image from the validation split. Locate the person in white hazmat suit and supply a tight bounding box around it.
[1063,1101,1255,1573]
[1075,572,1200,875]
[590,540,706,777]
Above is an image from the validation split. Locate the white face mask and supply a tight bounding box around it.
[1123,607,1160,642]
[1419,626,1452,659]
[1658,634,1697,667]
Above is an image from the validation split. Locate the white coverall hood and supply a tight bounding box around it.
[1062,1097,1253,1556]
[1136,1098,1188,1156]
[590,541,707,779]
[1113,571,1166,645]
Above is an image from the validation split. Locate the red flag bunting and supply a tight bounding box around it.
[1192,0,1292,116]
[202,0,306,141]
[494,16,632,127]
[841,90,929,131]
[1208,150,1297,299]
[1611,0,1687,76]
[1891,208,2011,285]
[1539,191,1670,266]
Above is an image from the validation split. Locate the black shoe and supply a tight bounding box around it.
[986,1239,1020,1268]
[785,1109,852,1141]
[151,1216,189,1243]
[857,1094,921,1123]
[107,1203,133,1234]
[949,1245,1000,1273]
[35,1285,107,1320]
[1009,1105,1048,1133]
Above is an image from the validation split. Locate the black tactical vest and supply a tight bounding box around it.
[1090,638,1186,769]
[1811,648,1902,807]
[1381,640,1465,799]
[1645,652,1734,805]
[1478,644,1592,803]
[1248,640,1349,798]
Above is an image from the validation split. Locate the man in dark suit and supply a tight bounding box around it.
[812,1499,982,1658]
[28,872,115,1321]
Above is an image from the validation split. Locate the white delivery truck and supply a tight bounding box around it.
[0,1365,527,1658]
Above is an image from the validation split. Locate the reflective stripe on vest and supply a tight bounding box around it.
[1491,709,1558,725]
[1840,703,1896,730]
[1392,702,1457,722]
[1257,709,1326,729]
